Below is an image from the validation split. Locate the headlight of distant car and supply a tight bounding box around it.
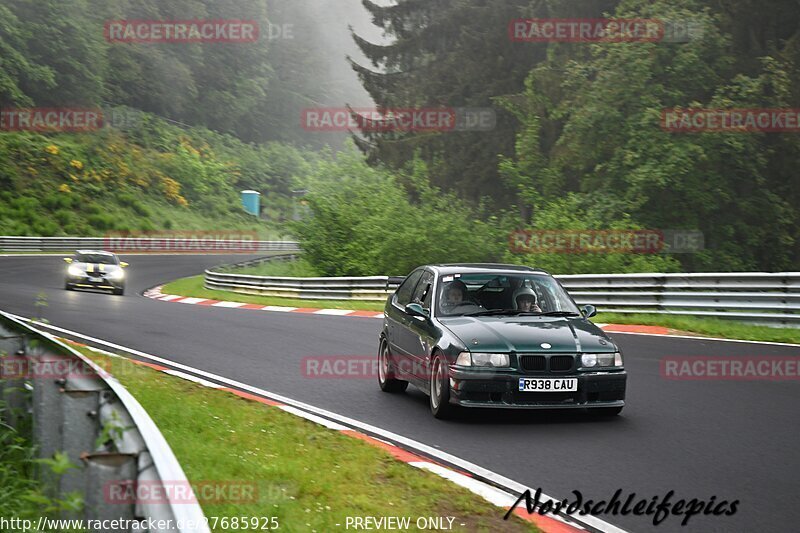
[581,352,623,368]
[106,268,125,280]
[67,265,84,277]
[456,351,509,368]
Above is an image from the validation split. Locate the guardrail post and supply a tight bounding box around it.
[30,345,67,493]
[656,274,666,311]
[60,390,101,501]
[0,332,28,430]
[83,452,137,530]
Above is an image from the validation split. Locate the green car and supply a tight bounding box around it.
[378,264,626,419]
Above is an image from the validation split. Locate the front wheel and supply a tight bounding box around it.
[378,341,408,393]
[64,282,74,291]
[113,287,125,296]
[430,354,456,419]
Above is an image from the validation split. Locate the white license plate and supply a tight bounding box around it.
[518,378,578,392]
[88,277,102,283]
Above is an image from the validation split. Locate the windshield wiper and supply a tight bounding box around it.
[464,309,521,316]
[464,309,545,317]
[540,311,581,317]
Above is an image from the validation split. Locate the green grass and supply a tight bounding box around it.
[74,348,538,533]
[162,275,386,311]
[595,312,800,344]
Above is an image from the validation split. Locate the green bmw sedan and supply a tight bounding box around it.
[378,264,626,419]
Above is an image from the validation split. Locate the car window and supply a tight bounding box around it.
[395,269,423,307]
[435,273,580,316]
[75,253,118,265]
[411,271,434,310]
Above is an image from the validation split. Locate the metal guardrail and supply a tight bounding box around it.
[557,272,800,326]
[204,258,800,326]
[205,255,404,301]
[0,236,300,253]
[0,311,209,533]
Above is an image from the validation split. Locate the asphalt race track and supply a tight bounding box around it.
[1,254,798,533]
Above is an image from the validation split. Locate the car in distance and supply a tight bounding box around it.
[64,250,128,295]
[378,264,626,419]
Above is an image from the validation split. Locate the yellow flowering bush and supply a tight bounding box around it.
[58,184,71,193]
[70,160,84,170]
[44,145,59,155]
[160,176,188,206]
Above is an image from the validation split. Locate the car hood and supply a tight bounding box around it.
[439,315,616,353]
[73,262,120,273]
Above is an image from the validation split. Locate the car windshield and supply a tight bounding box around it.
[75,253,118,265]
[435,273,581,317]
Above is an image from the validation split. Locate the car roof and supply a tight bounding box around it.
[427,263,550,276]
[75,249,117,256]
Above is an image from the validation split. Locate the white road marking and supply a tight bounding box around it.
[313,309,353,316]
[176,297,207,304]
[211,301,245,308]
[162,369,224,388]
[278,405,349,430]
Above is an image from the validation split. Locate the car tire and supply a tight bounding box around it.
[591,406,623,416]
[65,282,74,291]
[113,287,125,296]
[429,353,456,419]
[378,340,408,393]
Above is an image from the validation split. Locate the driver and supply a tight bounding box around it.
[443,279,468,307]
[512,287,542,312]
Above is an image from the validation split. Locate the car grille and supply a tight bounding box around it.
[549,355,574,372]
[519,355,546,372]
[518,354,574,373]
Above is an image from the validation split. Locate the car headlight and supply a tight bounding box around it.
[106,268,125,280]
[67,265,84,277]
[581,352,623,368]
[455,351,509,368]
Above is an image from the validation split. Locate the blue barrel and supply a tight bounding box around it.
[241,190,261,216]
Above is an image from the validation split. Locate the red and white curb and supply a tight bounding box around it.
[144,285,384,319]
[143,286,671,334]
[6,314,625,533]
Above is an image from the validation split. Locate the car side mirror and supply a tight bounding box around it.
[119,262,129,268]
[582,304,597,318]
[63,258,73,264]
[405,303,429,320]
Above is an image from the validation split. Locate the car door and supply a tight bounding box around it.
[398,270,436,388]
[386,269,424,355]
